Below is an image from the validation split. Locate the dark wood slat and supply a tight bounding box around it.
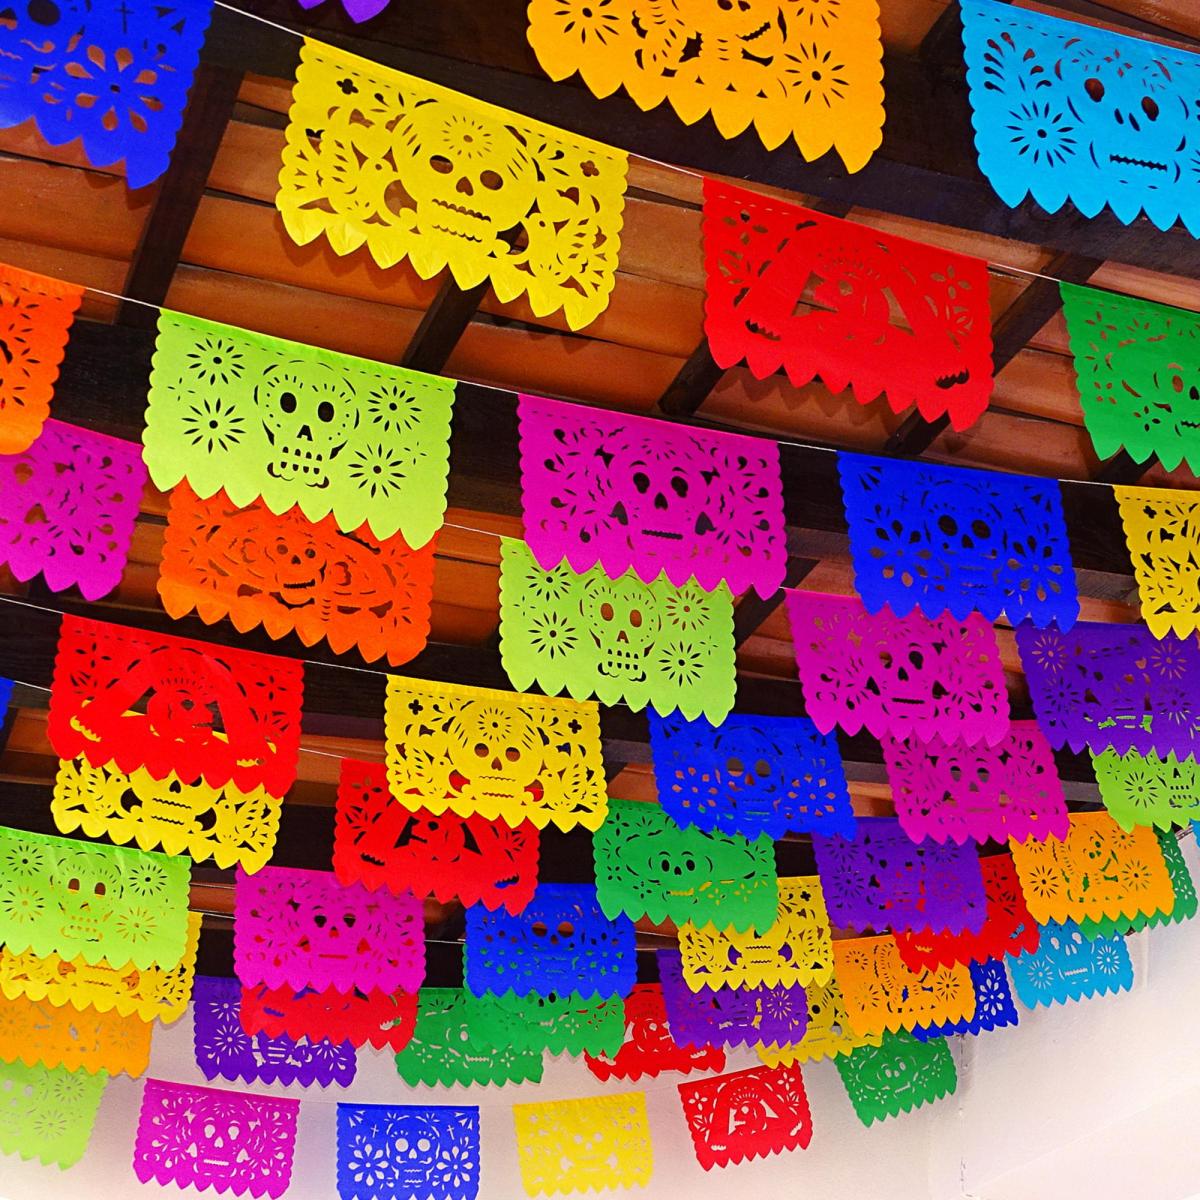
[656,341,725,417]
[118,64,245,328]
[732,557,817,647]
[1091,449,1154,484]
[401,277,491,373]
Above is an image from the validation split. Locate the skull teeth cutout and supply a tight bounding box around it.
[258,362,358,490]
[583,574,661,682]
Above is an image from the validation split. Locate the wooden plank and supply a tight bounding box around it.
[400,276,491,373]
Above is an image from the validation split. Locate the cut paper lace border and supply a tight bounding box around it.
[0,1059,107,1169]
[835,1030,957,1125]
[1008,921,1134,1008]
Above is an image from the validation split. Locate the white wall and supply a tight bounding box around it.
[5,836,1200,1200]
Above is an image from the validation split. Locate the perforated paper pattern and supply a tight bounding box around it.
[499,537,736,723]
[754,976,882,1067]
[469,988,626,1058]
[703,181,993,429]
[52,757,282,874]
[133,1078,300,1199]
[1008,921,1133,1008]
[659,949,808,1051]
[962,0,1200,235]
[240,983,419,1054]
[384,676,606,832]
[584,984,726,1083]
[465,883,636,1002]
[676,876,833,993]
[1079,828,1197,939]
[787,591,1010,745]
[526,0,885,168]
[912,958,1018,1040]
[234,865,425,996]
[513,1092,652,1196]
[0,263,83,455]
[334,758,539,914]
[1009,810,1176,927]
[279,41,627,331]
[678,1062,812,1170]
[145,311,455,545]
[1093,748,1200,832]
[832,936,974,1037]
[839,453,1077,629]
[1016,621,1200,758]
[0,0,212,187]
[0,827,190,971]
[0,419,146,600]
[892,854,1040,973]
[0,912,200,1024]
[0,1059,106,1169]
[813,818,988,935]
[518,393,785,597]
[881,723,1069,846]
[648,709,855,840]
[49,613,303,798]
[593,799,777,932]
[337,1103,480,1200]
[1062,284,1200,473]
[835,1030,957,1126]
[1115,486,1200,639]
[0,993,152,1076]
[393,989,544,1089]
[160,484,435,666]
[193,976,356,1089]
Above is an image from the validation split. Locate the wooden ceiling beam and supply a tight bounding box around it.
[400,277,491,374]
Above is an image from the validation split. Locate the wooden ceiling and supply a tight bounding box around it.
[1,0,1198,979]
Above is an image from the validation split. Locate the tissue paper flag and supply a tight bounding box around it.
[0,0,213,187]
[159,484,436,666]
[755,976,882,1067]
[1115,485,1200,639]
[678,1062,812,1170]
[0,420,145,599]
[647,710,855,840]
[0,993,152,1076]
[468,989,626,1058]
[835,1030,957,1125]
[333,758,539,914]
[1092,748,1200,832]
[584,984,726,1083]
[1078,829,1197,940]
[786,591,1010,745]
[676,876,834,992]
[517,393,785,597]
[337,1104,480,1200]
[234,865,425,995]
[0,827,190,970]
[1061,284,1200,472]
[703,180,994,429]
[384,676,606,831]
[961,0,1200,234]
[192,976,356,1088]
[0,263,83,454]
[52,757,281,874]
[1017,621,1200,758]
[526,0,885,168]
[513,1093,652,1196]
[48,613,303,797]
[658,949,808,1051]
[893,855,1040,973]
[593,799,777,932]
[145,311,455,545]
[880,722,1068,846]
[133,1078,300,1198]
[393,989,544,1088]
[0,1059,106,1168]
[912,958,1018,1040]
[1008,921,1133,1008]
[499,537,736,723]
[278,41,627,330]
[832,936,974,1037]
[465,883,635,1002]
[1009,810,1176,926]
[0,912,201,1023]
[838,452,1077,629]
[813,817,988,935]
[240,983,419,1053]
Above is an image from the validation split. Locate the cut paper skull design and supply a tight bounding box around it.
[835,1030,957,1125]
[240,982,419,1054]
[0,1059,107,1169]
[1008,921,1133,1008]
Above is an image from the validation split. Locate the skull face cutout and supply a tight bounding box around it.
[445,701,546,804]
[258,361,357,490]
[194,1104,258,1174]
[392,102,537,252]
[582,574,661,682]
[700,1,789,79]
[298,896,366,965]
[1046,925,1087,979]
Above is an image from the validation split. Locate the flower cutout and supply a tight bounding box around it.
[184,334,246,388]
[179,394,247,455]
